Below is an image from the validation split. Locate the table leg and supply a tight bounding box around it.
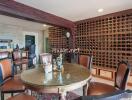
[83,84,87,96]
[61,92,67,100]
[58,88,67,100]
[83,83,88,96]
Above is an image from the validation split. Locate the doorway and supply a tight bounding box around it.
[25,35,35,48]
[45,37,50,53]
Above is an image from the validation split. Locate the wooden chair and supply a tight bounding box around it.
[70,52,79,64]
[7,93,36,100]
[67,54,93,97]
[12,50,28,73]
[0,59,26,100]
[86,61,130,96]
[39,53,52,65]
[79,55,93,95]
[79,55,93,71]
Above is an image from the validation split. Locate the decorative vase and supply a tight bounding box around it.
[44,64,52,73]
[53,53,63,71]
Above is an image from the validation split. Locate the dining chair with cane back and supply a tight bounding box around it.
[0,58,25,100]
[40,53,52,65]
[87,61,130,96]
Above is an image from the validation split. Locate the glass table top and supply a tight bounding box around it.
[21,63,91,87]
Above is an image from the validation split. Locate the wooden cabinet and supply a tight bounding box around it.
[92,68,97,75]
[128,76,132,83]
[92,65,116,81]
[100,70,113,79]
[92,65,132,86]
[128,74,132,86]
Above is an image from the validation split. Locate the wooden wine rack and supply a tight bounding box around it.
[48,9,132,84]
[75,9,132,81]
[48,26,68,50]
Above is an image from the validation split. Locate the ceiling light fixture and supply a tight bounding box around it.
[98,8,104,13]
[43,24,47,27]
[66,32,70,38]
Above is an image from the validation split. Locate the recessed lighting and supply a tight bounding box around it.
[98,8,104,13]
[43,24,47,27]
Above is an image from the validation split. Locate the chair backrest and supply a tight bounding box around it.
[79,55,93,71]
[40,53,52,65]
[0,59,14,84]
[70,53,79,64]
[115,61,130,90]
[12,50,21,60]
[0,52,9,59]
[21,51,28,59]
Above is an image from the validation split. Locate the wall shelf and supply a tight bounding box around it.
[0,39,12,43]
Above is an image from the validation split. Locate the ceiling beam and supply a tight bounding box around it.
[0,0,75,29]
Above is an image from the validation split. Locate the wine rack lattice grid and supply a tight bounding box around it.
[75,9,132,69]
[48,26,67,50]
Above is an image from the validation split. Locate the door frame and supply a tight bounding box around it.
[23,31,38,58]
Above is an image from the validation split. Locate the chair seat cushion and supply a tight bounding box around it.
[14,58,28,65]
[1,75,25,93]
[87,82,118,96]
[14,59,22,65]
[7,93,36,100]
[21,59,28,64]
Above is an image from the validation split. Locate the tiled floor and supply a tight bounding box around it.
[3,77,132,100]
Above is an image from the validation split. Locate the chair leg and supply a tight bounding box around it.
[26,63,29,70]
[1,93,4,100]
[18,64,23,73]
[83,84,88,96]
[14,65,17,74]
[11,92,13,97]
[56,88,60,100]
[31,90,33,96]
[83,85,85,96]
[20,64,23,72]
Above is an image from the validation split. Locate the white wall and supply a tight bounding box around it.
[0,15,47,61]
[43,29,49,52]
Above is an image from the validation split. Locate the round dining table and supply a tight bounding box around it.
[21,63,91,100]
